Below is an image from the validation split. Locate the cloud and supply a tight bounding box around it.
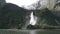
[6,0,38,7]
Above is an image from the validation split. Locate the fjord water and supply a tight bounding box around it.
[0,29,60,34]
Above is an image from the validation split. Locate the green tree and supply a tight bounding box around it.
[0,3,29,29]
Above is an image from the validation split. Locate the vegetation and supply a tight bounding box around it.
[27,8,60,29]
[0,1,60,29]
[0,3,30,29]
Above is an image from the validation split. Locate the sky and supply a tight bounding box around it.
[6,0,39,7]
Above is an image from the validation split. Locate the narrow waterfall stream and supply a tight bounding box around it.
[30,11,37,25]
[21,11,37,29]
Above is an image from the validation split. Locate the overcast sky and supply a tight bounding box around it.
[6,0,39,7]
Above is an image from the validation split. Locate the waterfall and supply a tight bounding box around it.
[21,11,37,29]
[30,11,37,25]
[55,19,60,25]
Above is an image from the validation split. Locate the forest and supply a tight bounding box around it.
[0,0,60,29]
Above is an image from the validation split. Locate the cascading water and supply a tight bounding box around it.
[21,11,37,29]
[30,11,37,25]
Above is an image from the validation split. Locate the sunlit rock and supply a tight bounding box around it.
[25,0,57,10]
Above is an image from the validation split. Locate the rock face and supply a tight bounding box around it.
[26,0,60,27]
[25,0,60,11]
[0,3,31,29]
[25,0,56,10]
[33,8,59,26]
[53,0,60,17]
[0,0,32,29]
[0,0,60,29]
[0,0,6,9]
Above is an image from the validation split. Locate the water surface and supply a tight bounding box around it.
[0,29,60,34]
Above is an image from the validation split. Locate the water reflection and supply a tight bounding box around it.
[29,30,36,34]
[0,29,60,34]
